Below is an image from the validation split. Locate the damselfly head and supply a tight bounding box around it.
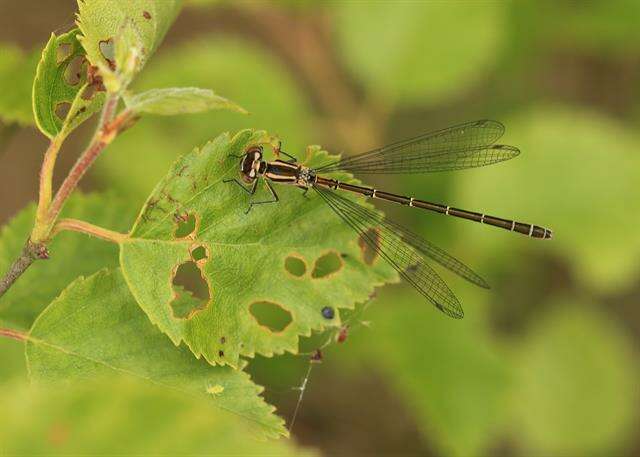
[240,146,264,183]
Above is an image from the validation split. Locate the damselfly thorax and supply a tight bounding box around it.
[224,120,553,318]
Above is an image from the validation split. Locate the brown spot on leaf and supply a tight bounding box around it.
[143,10,152,19]
[250,301,292,333]
[358,228,380,265]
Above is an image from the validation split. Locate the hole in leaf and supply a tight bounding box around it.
[54,102,71,121]
[358,228,380,265]
[284,256,306,277]
[171,261,210,319]
[81,83,97,100]
[311,251,343,278]
[99,38,115,70]
[191,245,208,261]
[250,301,292,332]
[175,213,197,238]
[64,55,85,86]
[56,43,72,64]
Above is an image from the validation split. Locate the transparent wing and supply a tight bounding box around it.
[314,186,489,318]
[316,120,518,174]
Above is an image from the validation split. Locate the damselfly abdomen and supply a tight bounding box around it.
[224,120,552,318]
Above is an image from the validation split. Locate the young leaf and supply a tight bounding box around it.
[124,87,247,115]
[77,0,182,68]
[0,193,135,330]
[0,43,39,126]
[0,377,314,455]
[119,129,397,367]
[26,268,286,439]
[32,28,104,139]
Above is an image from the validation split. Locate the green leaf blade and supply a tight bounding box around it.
[120,129,397,367]
[0,377,315,455]
[32,29,104,139]
[0,43,39,126]
[26,268,286,439]
[125,87,248,115]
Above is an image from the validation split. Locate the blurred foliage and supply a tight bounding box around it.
[1,1,640,455]
[334,286,511,457]
[335,2,505,106]
[0,376,313,455]
[510,301,638,455]
[455,107,640,293]
[0,43,39,126]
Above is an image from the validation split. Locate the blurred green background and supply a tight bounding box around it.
[1,1,639,455]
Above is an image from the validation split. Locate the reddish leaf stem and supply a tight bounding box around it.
[0,327,27,342]
[53,218,128,244]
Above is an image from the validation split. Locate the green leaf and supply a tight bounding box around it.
[0,193,135,330]
[119,130,396,367]
[453,107,640,292]
[26,268,286,439]
[0,377,315,455]
[124,87,247,115]
[511,303,638,455]
[0,43,39,126]
[77,0,182,68]
[335,286,511,457]
[32,29,105,139]
[335,2,506,106]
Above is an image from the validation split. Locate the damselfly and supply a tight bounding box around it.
[225,120,552,318]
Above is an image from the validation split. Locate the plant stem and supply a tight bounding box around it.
[0,327,27,342]
[36,136,63,228]
[1,96,135,299]
[0,240,49,299]
[53,218,128,244]
[45,96,120,226]
[31,97,134,243]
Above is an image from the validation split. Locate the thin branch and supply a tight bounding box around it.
[45,96,122,225]
[0,240,49,298]
[36,136,63,227]
[53,218,128,244]
[0,327,27,342]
